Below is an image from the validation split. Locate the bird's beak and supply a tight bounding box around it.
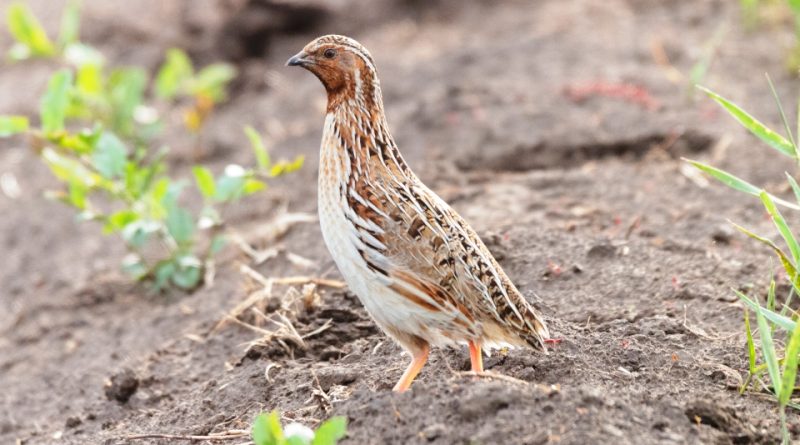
[286,51,312,67]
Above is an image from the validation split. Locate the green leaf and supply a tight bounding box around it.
[6,3,55,57]
[744,310,757,375]
[311,417,347,445]
[41,147,103,188]
[252,412,284,445]
[92,132,127,178]
[0,115,28,137]
[766,74,799,159]
[192,166,216,198]
[108,68,147,136]
[166,205,195,244]
[736,289,797,331]
[76,62,102,96]
[245,126,271,170]
[761,191,800,266]
[768,277,777,313]
[58,0,81,48]
[40,70,73,135]
[214,171,246,202]
[154,260,176,290]
[270,155,305,177]
[781,319,800,407]
[104,209,138,233]
[120,219,159,248]
[697,85,796,158]
[788,173,800,206]
[755,296,783,396]
[730,222,800,291]
[172,255,202,289]
[67,178,87,209]
[155,48,194,99]
[122,256,148,280]
[208,234,226,256]
[684,159,800,210]
[189,63,236,102]
[243,178,266,195]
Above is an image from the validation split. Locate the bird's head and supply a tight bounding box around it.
[287,35,381,110]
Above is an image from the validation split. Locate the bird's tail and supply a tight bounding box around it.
[522,307,550,352]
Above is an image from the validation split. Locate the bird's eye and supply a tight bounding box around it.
[323,48,336,59]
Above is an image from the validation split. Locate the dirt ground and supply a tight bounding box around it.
[2,0,800,443]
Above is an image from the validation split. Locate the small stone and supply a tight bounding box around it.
[587,242,616,258]
[315,366,358,391]
[711,224,734,244]
[104,368,139,404]
[65,416,81,428]
[421,423,447,440]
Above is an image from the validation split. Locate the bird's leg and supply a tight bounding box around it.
[393,344,430,392]
[468,340,483,372]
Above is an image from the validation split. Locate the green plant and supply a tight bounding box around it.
[0,5,303,291]
[6,1,75,60]
[685,78,800,443]
[5,2,234,138]
[251,411,347,445]
[155,47,237,133]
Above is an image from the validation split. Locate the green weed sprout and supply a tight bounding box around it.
[155,48,237,133]
[5,2,235,139]
[252,411,347,445]
[0,5,303,291]
[685,76,800,443]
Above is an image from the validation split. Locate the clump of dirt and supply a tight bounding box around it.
[104,368,140,404]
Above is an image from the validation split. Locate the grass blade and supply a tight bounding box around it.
[730,222,800,294]
[780,320,800,407]
[736,289,797,331]
[787,173,800,205]
[745,309,758,375]
[765,74,799,159]
[697,85,796,158]
[761,191,800,265]
[755,299,783,396]
[684,159,800,210]
[768,277,777,313]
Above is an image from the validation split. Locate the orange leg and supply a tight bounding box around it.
[468,340,483,372]
[393,344,430,392]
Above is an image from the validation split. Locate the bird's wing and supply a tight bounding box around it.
[372,177,548,347]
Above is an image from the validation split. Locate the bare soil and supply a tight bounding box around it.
[2,0,799,444]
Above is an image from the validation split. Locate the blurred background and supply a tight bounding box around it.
[3,0,800,444]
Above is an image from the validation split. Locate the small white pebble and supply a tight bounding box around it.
[284,422,315,444]
[0,172,21,199]
[224,164,246,177]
